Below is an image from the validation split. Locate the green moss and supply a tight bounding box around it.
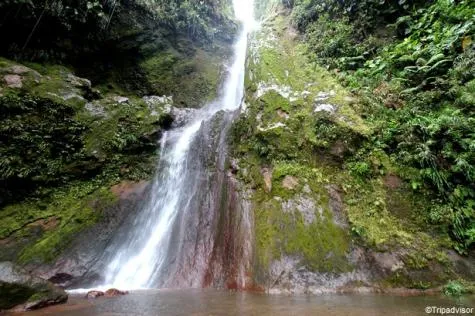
[254,127,302,161]
[254,197,279,268]
[272,162,329,197]
[140,47,224,107]
[27,292,49,302]
[250,161,351,272]
[258,91,291,123]
[273,162,324,181]
[345,179,410,248]
[23,63,89,110]
[239,13,365,274]
[342,161,454,266]
[283,211,351,272]
[383,272,436,290]
[0,57,11,68]
[81,95,163,157]
[140,51,178,91]
[243,13,370,164]
[0,283,36,310]
[0,182,117,264]
[252,182,350,273]
[0,52,170,265]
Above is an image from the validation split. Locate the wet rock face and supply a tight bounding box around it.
[201,115,255,291]
[446,250,475,280]
[267,256,370,295]
[169,107,197,128]
[0,262,67,311]
[143,96,198,128]
[140,110,254,291]
[28,181,150,288]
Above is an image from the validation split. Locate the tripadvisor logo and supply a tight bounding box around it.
[425,306,474,314]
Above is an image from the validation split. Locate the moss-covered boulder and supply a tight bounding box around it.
[0,58,170,204]
[0,262,67,311]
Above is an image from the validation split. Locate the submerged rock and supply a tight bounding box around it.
[85,288,128,299]
[0,262,67,311]
[85,290,104,299]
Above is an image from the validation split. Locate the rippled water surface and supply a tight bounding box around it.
[19,290,475,316]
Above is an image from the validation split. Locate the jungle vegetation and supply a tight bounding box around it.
[283,0,475,253]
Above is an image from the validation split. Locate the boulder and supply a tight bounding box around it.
[85,290,104,299]
[0,262,67,311]
[7,65,42,82]
[84,288,128,299]
[113,96,129,104]
[8,65,31,75]
[104,288,129,297]
[282,175,299,190]
[3,74,22,88]
[66,73,91,89]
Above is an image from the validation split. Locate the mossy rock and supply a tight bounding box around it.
[0,282,35,310]
[140,47,227,107]
[0,58,169,206]
[0,262,67,310]
[0,183,117,265]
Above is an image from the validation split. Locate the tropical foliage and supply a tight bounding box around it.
[138,0,234,40]
[285,0,475,253]
[0,0,234,61]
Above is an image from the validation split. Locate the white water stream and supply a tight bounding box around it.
[84,0,257,291]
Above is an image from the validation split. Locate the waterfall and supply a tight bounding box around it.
[100,0,256,290]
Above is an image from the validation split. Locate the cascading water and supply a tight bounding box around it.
[100,0,256,290]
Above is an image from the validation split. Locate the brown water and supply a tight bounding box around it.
[15,290,475,316]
